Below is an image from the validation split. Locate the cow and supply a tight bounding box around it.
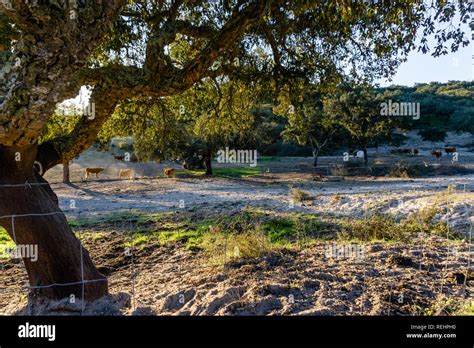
[118,169,134,180]
[164,168,175,178]
[444,147,457,155]
[84,167,104,180]
[113,155,125,161]
[431,150,442,160]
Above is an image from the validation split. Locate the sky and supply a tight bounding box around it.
[379,17,472,87]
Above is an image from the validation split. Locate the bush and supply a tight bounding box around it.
[290,188,313,202]
[117,141,133,151]
[389,162,421,178]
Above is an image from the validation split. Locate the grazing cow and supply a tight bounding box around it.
[431,150,442,159]
[113,155,125,161]
[164,168,175,178]
[118,169,134,180]
[84,167,104,180]
[444,147,456,154]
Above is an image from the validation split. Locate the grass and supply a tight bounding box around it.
[69,211,174,228]
[0,227,15,259]
[65,189,465,263]
[389,161,421,178]
[421,298,474,316]
[199,225,269,265]
[258,156,280,162]
[70,205,462,257]
[110,210,338,258]
[335,205,461,243]
[176,166,262,178]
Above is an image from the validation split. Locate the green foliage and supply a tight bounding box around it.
[39,113,81,144]
[277,85,342,161]
[100,78,262,166]
[323,85,397,158]
[384,81,474,135]
[0,227,14,259]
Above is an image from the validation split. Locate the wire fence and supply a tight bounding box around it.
[0,180,473,315]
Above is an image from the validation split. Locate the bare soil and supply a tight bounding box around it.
[1,231,472,316]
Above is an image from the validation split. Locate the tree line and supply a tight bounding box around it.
[45,80,472,172]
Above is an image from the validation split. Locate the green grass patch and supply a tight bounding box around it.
[420,298,474,316]
[177,166,262,178]
[334,202,463,243]
[0,227,15,259]
[69,211,174,228]
[69,205,463,263]
[258,156,280,162]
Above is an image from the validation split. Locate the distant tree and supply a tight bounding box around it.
[277,87,341,167]
[101,78,259,175]
[39,110,81,184]
[324,86,396,164]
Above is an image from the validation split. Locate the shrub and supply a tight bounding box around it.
[290,188,313,202]
[389,162,421,178]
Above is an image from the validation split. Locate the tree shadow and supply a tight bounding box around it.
[12,291,156,316]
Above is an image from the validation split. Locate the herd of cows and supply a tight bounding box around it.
[80,146,460,181]
[82,154,176,181]
[389,146,457,159]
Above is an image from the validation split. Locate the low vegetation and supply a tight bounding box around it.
[290,188,313,203]
[61,203,465,267]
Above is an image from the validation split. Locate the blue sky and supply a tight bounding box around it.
[379,19,472,87]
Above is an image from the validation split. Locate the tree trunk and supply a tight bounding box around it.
[363,147,368,164]
[63,162,70,184]
[0,144,107,300]
[204,156,213,175]
[312,148,319,167]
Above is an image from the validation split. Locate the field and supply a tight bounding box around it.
[1,137,473,316]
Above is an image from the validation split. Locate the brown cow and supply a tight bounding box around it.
[164,168,175,178]
[118,169,134,180]
[431,150,442,160]
[84,167,104,180]
[444,147,456,154]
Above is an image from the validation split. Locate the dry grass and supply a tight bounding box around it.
[290,188,313,202]
[200,222,269,265]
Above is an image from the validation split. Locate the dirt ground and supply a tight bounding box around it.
[1,133,473,315]
[1,231,472,316]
